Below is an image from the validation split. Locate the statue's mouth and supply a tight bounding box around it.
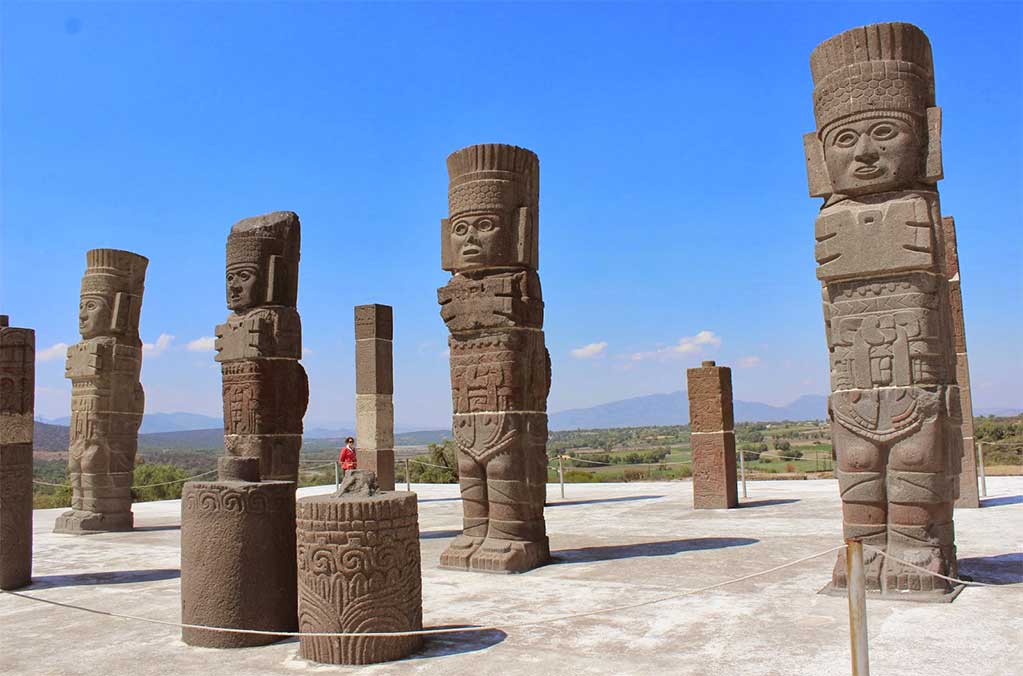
[854,165,883,178]
[462,246,482,258]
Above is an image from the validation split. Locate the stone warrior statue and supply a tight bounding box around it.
[438,144,551,573]
[55,249,147,533]
[215,211,308,483]
[805,22,963,597]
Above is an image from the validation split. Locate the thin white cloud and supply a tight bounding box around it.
[143,333,175,357]
[186,336,216,352]
[629,330,721,361]
[303,346,315,355]
[738,356,762,368]
[36,342,69,362]
[570,341,608,359]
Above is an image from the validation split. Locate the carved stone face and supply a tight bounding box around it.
[79,295,112,339]
[226,263,262,312]
[450,213,509,269]
[823,117,922,195]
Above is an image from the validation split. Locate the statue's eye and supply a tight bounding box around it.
[453,222,469,236]
[238,271,250,281]
[476,219,494,232]
[870,123,897,141]
[87,301,97,310]
[835,130,858,148]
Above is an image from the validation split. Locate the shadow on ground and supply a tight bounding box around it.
[420,529,462,539]
[738,499,800,508]
[981,495,1023,508]
[133,524,181,532]
[29,568,181,589]
[958,553,1023,585]
[412,627,507,659]
[553,537,758,564]
[548,495,663,508]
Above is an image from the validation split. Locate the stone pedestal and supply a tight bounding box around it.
[0,315,34,590]
[942,216,979,509]
[355,304,395,490]
[687,361,738,509]
[56,249,147,534]
[180,457,297,648]
[297,471,422,665]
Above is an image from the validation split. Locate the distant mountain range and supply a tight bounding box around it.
[548,393,829,430]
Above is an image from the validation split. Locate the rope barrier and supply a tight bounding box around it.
[408,458,456,471]
[0,544,846,638]
[32,469,221,491]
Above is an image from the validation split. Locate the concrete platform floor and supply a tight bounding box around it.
[2,477,1021,676]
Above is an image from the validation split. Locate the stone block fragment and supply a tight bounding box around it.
[0,443,32,590]
[687,361,737,510]
[297,471,422,664]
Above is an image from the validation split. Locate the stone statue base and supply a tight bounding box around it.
[819,581,964,604]
[180,458,296,648]
[53,509,133,534]
[297,470,422,665]
[0,443,33,590]
[440,536,550,575]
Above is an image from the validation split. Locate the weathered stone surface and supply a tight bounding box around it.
[438,144,550,574]
[942,217,979,508]
[687,361,738,509]
[354,305,394,490]
[296,471,422,664]
[806,22,962,598]
[180,457,296,648]
[216,212,308,483]
[55,250,147,534]
[0,316,33,590]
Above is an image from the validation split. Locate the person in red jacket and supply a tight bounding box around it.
[338,437,357,471]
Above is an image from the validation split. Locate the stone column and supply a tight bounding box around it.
[297,470,422,664]
[942,216,979,509]
[55,249,147,534]
[354,304,394,490]
[805,22,963,599]
[0,315,34,590]
[437,143,551,574]
[686,360,738,509]
[180,457,296,648]
[216,211,309,483]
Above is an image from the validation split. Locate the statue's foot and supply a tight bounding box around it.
[884,546,950,594]
[832,545,883,591]
[53,510,133,534]
[439,535,483,570]
[468,537,549,574]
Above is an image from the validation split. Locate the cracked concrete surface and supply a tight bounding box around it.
[2,477,1020,675]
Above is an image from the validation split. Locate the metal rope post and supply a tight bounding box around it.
[977,441,987,498]
[334,462,340,492]
[405,458,411,492]
[558,456,565,499]
[738,448,748,499]
[845,539,870,676]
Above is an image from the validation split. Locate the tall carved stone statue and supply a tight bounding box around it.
[215,211,308,482]
[438,144,551,573]
[55,249,147,534]
[805,23,963,598]
[1,315,34,589]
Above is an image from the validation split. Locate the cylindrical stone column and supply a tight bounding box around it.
[180,457,297,648]
[355,304,395,490]
[297,471,422,665]
[0,315,35,590]
[686,360,738,509]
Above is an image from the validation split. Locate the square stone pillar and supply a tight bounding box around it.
[942,216,979,508]
[0,315,34,590]
[355,304,395,490]
[687,360,738,509]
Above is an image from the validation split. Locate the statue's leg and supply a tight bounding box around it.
[831,422,886,590]
[439,451,486,570]
[470,449,548,573]
[886,414,957,593]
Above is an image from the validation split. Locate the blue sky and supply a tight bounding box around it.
[2,1,1020,427]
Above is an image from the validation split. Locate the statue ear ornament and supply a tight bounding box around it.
[923,106,943,183]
